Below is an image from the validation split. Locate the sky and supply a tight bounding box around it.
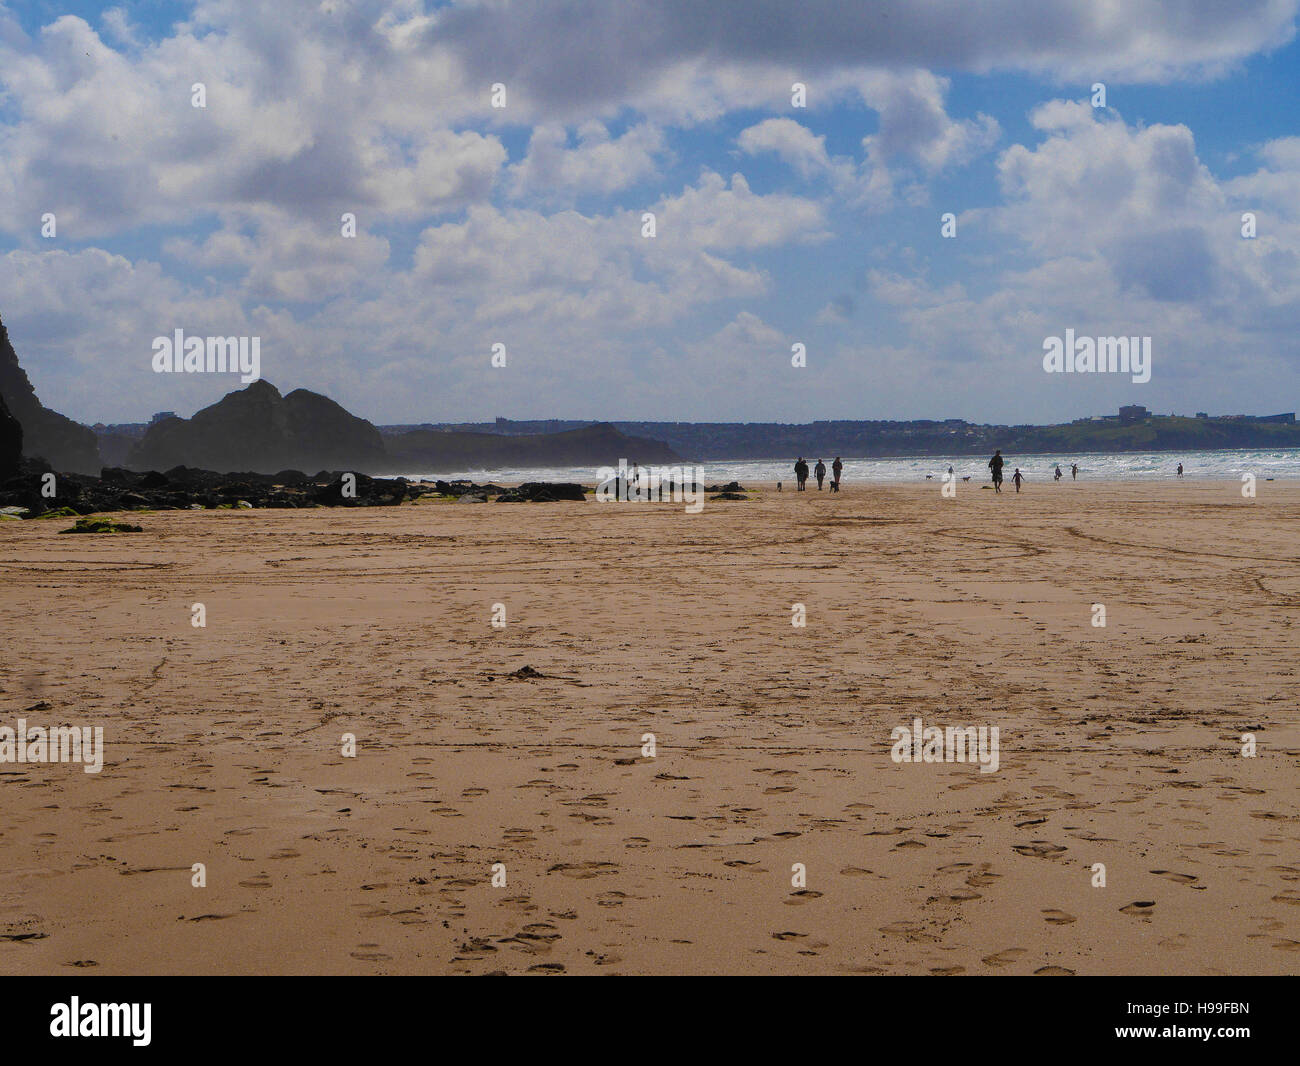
[1,0,1298,427]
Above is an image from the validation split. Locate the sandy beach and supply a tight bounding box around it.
[1,480,1296,975]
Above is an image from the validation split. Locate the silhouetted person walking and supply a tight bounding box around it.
[988,449,1004,494]
[831,457,843,492]
[1013,468,1024,493]
[1071,463,1078,480]
[814,459,826,490]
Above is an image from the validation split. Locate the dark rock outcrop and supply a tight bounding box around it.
[429,479,508,497]
[0,391,21,478]
[494,482,587,502]
[127,381,389,474]
[0,461,416,516]
[310,473,409,507]
[0,314,101,473]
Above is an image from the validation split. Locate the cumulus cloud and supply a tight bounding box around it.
[508,122,667,198]
[163,209,392,303]
[857,70,1000,175]
[739,72,999,209]
[0,5,506,238]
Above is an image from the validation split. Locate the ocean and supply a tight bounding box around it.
[389,447,1300,485]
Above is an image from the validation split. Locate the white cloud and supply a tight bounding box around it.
[508,122,667,197]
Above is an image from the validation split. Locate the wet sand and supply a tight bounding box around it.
[1,480,1297,974]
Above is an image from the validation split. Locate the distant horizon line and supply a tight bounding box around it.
[91,409,1296,430]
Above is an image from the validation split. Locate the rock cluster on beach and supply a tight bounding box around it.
[0,461,417,516]
[0,461,597,517]
[425,479,588,503]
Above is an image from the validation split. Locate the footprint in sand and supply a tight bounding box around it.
[1013,842,1068,860]
[1151,870,1200,886]
[503,828,536,844]
[982,948,1028,967]
[1119,900,1156,918]
[351,946,392,962]
[547,861,619,879]
[772,931,807,941]
[1034,965,1076,975]
[929,887,982,903]
[500,924,562,955]
[454,937,499,957]
[879,922,940,944]
[965,864,1001,888]
[1041,909,1076,925]
[784,890,823,905]
[1271,892,1300,906]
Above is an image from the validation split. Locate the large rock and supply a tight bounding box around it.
[0,391,21,479]
[495,482,587,502]
[0,314,101,473]
[127,380,390,474]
